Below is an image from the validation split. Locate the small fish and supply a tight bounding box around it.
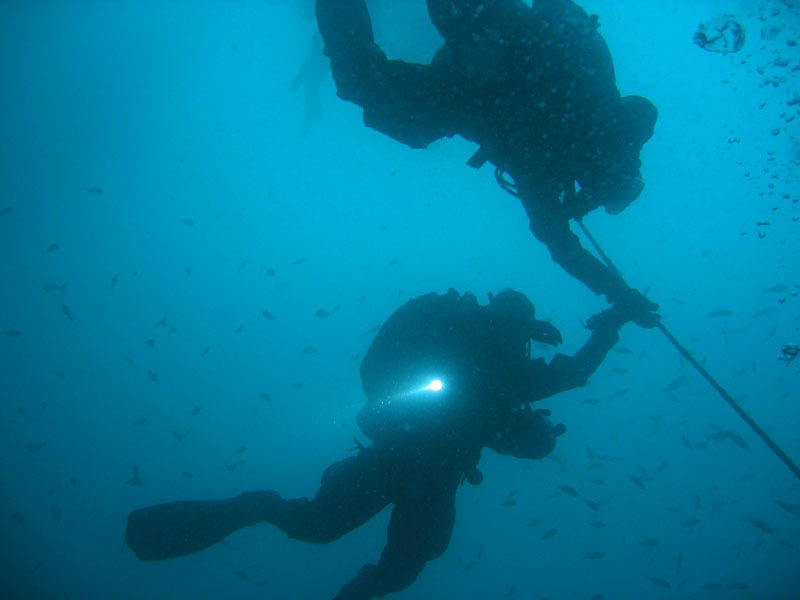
[292,257,305,265]
[146,370,159,383]
[464,560,478,571]
[266,267,276,276]
[558,485,580,498]
[234,324,244,333]
[583,552,604,560]
[704,308,732,318]
[387,257,398,268]
[182,470,195,478]
[31,559,44,573]
[586,462,604,471]
[613,347,633,355]
[172,428,191,442]
[182,217,194,226]
[154,315,168,328]
[53,370,66,379]
[750,306,778,318]
[262,310,275,320]
[765,284,787,293]
[85,187,103,195]
[727,583,749,590]
[682,517,700,527]
[301,345,317,354]
[0,206,12,216]
[661,375,689,393]
[587,478,605,485]
[236,445,247,453]
[109,275,118,290]
[777,538,796,550]
[225,460,244,472]
[646,576,672,589]
[191,405,203,416]
[582,397,600,405]
[611,367,629,374]
[61,304,74,321]
[524,517,544,528]
[640,538,660,548]
[608,388,630,400]
[676,552,684,570]
[316,309,330,318]
[4,329,23,337]
[234,570,249,581]
[627,475,646,490]
[42,282,67,293]
[145,339,155,348]
[50,506,61,521]
[708,427,749,449]
[503,586,515,598]
[742,516,774,534]
[11,512,24,524]
[540,528,558,540]
[45,243,60,253]
[26,441,47,453]
[290,382,304,389]
[499,499,517,507]
[260,392,272,403]
[587,521,606,528]
[701,582,722,591]
[202,346,210,356]
[774,499,800,517]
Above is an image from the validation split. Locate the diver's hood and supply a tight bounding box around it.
[488,290,562,347]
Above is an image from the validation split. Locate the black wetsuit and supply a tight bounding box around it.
[125,290,629,599]
[260,290,626,599]
[315,0,658,310]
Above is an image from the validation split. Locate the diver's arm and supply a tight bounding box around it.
[520,183,629,302]
[530,306,628,401]
[316,0,456,148]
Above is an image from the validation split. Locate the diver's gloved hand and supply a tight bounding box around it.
[611,287,659,329]
[588,293,658,331]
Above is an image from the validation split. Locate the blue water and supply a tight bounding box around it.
[1,1,799,598]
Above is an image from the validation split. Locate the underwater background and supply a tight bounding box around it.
[1,1,799,598]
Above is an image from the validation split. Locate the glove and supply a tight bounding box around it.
[613,287,660,329]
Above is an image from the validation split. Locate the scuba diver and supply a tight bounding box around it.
[315,0,659,324]
[125,288,644,599]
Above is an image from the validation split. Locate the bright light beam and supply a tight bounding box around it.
[422,379,443,392]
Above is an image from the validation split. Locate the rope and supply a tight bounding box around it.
[575,218,800,483]
[491,167,799,480]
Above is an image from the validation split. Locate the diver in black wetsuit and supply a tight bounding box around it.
[315,0,659,323]
[125,289,640,599]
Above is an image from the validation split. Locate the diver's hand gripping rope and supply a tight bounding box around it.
[493,167,800,482]
[575,218,800,483]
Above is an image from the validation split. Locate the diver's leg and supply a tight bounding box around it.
[333,477,458,599]
[272,448,390,544]
[126,490,284,561]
